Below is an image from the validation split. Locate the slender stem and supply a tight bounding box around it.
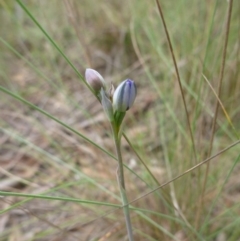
[199,0,233,229]
[155,0,197,164]
[111,122,134,241]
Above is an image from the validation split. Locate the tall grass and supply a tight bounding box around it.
[0,0,240,240]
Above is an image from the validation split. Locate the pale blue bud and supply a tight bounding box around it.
[85,68,105,93]
[113,79,137,112]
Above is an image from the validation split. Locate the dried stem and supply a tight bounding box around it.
[155,0,197,163]
[199,0,233,228]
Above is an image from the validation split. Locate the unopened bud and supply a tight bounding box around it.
[113,79,137,112]
[85,68,105,93]
[108,83,115,101]
[100,88,114,121]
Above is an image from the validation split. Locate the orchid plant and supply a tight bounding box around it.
[85,68,137,241]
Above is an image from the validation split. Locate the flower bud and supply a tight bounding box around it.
[113,79,137,112]
[100,88,114,121]
[85,68,105,93]
[108,83,115,101]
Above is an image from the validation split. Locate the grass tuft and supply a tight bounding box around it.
[0,0,239,240]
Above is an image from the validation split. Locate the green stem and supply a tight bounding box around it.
[111,122,134,241]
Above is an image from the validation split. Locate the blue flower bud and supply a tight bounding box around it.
[113,79,137,112]
[85,68,105,93]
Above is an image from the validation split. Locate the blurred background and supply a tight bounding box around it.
[0,0,240,240]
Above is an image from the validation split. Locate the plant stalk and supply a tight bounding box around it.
[111,122,134,241]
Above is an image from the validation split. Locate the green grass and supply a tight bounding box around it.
[0,0,240,240]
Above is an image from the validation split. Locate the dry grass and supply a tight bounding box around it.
[0,0,240,240]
